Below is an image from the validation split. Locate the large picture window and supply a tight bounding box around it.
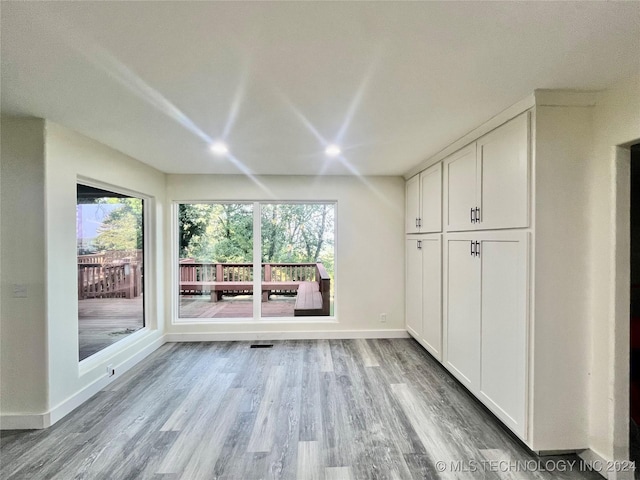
[177,202,335,320]
[77,184,145,360]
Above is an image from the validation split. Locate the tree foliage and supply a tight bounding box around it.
[179,203,335,277]
[260,204,333,264]
[179,204,253,262]
[94,198,143,251]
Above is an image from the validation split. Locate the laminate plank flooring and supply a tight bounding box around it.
[0,339,603,480]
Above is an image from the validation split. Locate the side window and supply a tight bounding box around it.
[77,184,145,360]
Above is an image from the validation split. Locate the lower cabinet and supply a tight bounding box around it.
[406,234,442,360]
[444,231,529,438]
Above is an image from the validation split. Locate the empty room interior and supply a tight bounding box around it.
[1,2,640,479]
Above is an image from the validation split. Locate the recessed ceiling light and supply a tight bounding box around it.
[210,141,229,155]
[325,144,341,157]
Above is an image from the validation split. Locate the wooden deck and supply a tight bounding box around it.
[179,262,331,316]
[79,298,144,361]
[179,295,295,318]
[79,296,296,361]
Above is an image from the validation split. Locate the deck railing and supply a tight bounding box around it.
[78,250,143,265]
[78,263,142,299]
[178,262,318,284]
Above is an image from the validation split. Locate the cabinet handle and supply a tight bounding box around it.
[418,218,422,228]
[470,241,475,256]
[470,208,476,223]
[475,207,480,223]
[475,241,480,257]
[415,218,419,228]
[417,240,422,250]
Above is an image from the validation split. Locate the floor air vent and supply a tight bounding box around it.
[250,344,274,349]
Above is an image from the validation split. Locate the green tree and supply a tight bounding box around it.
[261,204,333,264]
[179,203,215,258]
[94,198,143,251]
[180,204,253,262]
[179,203,334,279]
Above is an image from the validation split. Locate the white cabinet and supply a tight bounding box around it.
[444,231,528,438]
[406,96,595,453]
[443,235,481,390]
[420,164,442,233]
[478,233,528,437]
[406,235,442,360]
[405,236,423,334]
[477,113,530,230]
[405,163,442,234]
[405,175,420,233]
[444,113,530,232]
[443,144,477,231]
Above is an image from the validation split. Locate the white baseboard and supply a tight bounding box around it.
[0,335,166,430]
[579,448,635,480]
[0,413,50,430]
[165,329,409,342]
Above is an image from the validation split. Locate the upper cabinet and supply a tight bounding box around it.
[405,163,442,234]
[443,144,477,231]
[405,175,420,233]
[444,113,530,232]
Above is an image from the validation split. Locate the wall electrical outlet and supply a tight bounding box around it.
[106,364,115,377]
[380,313,387,323]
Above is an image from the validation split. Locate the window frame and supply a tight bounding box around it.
[172,200,338,324]
[76,177,154,366]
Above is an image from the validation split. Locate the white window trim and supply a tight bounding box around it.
[171,200,338,324]
[76,176,156,369]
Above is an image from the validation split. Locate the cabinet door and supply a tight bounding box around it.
[443,144,477,232]
[419,163,442,233]
[421,235,442,360]
[444,235,480,390]
[477,113,530,230]
[478,232,528,438]
[405,237,423,337]
[405,175,420,234]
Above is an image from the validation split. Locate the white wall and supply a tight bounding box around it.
[586,74,640,464]
[1,118,168,428]
[0,118,49,426]
[42,122,167,422]
[165,174,406,337]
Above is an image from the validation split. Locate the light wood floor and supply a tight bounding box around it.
[1,339,601,480]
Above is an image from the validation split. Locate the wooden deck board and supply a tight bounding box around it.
[79,298,144,361]
[180,296,295,318]
[294,282,323,316]
[79,296,299,361]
